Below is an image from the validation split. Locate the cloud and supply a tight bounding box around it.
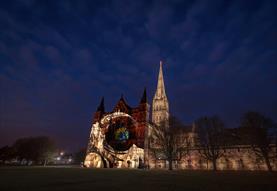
[16,0,35,8]
[32,26,72,50]
[16,46,38,70]
[44,46,64,66]
[0,0,276,149]
[0,41,7,54]
[209,42,227,62]
[145,1,173,39]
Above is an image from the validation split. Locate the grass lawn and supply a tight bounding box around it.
[0,167,276,191]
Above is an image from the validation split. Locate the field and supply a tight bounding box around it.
[0,167,277,191]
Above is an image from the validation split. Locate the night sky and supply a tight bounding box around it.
[0,0,276,151]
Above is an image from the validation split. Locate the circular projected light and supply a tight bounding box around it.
[104,115,136,151]
[115,127,129,141]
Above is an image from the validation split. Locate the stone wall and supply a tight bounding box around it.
[147,146,277,171]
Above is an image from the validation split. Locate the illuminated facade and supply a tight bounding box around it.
[152,61,169,125]
[84,90,150,168]
[84,62,276,170]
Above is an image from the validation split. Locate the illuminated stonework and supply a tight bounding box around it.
[152,61,169,125]
[85,62,277,170]
[84,91,150,168]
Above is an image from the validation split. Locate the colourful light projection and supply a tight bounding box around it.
[115,127,129,141]
[105,116,136,151]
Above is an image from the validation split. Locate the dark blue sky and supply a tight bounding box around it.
[0,0,276,151]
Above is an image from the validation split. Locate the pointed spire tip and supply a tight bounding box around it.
[97,96,105,112]
[140,87,147,103]
[155,60,167,98]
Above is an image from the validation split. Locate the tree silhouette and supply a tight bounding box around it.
[150,116,191,170]
[13,136,56,165]
[239,111,276,171]
[0,146,16,163]
[195,116,225,171]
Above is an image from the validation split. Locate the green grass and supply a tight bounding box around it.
[0,167,276,191]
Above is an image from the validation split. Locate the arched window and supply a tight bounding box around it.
[238,159,244,170]
[225,159,231,170]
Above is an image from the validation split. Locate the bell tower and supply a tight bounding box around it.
[152,61,169,125]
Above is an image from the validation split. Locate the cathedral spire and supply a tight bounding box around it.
[152,61,169,125]
[155,61,167,99]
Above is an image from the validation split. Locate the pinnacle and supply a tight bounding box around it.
[155,60,167,99]
[140,87,147,103]
[97,97,105,112]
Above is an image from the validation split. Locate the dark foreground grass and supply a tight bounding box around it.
[0,167,276,191]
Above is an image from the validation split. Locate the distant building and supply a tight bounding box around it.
[53,152,74,165]
[84,61,276,170]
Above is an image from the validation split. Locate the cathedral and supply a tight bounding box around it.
[84,61,167,168]
[84,61,276,170]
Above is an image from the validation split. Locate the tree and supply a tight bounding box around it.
[239,111,276,171]
[150,116,191,170]
[195,116,225,171]
[0,146,16,163]
[34,137,56,165]
[13,137,34,163]
[272,122,277,160]
[13,136,56,165]
[74,148,87,165]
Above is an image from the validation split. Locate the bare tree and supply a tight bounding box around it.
[13,136,56,165]
[36,137,56,166]
[240,111,276,171]
[195,116,225,171]
[150,116,191,170]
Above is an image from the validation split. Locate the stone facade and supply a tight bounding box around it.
[84,91,150,168]
[84,61,276,170]
[148,145,277,170]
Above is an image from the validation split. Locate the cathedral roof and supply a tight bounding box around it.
[113,95,131,113]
